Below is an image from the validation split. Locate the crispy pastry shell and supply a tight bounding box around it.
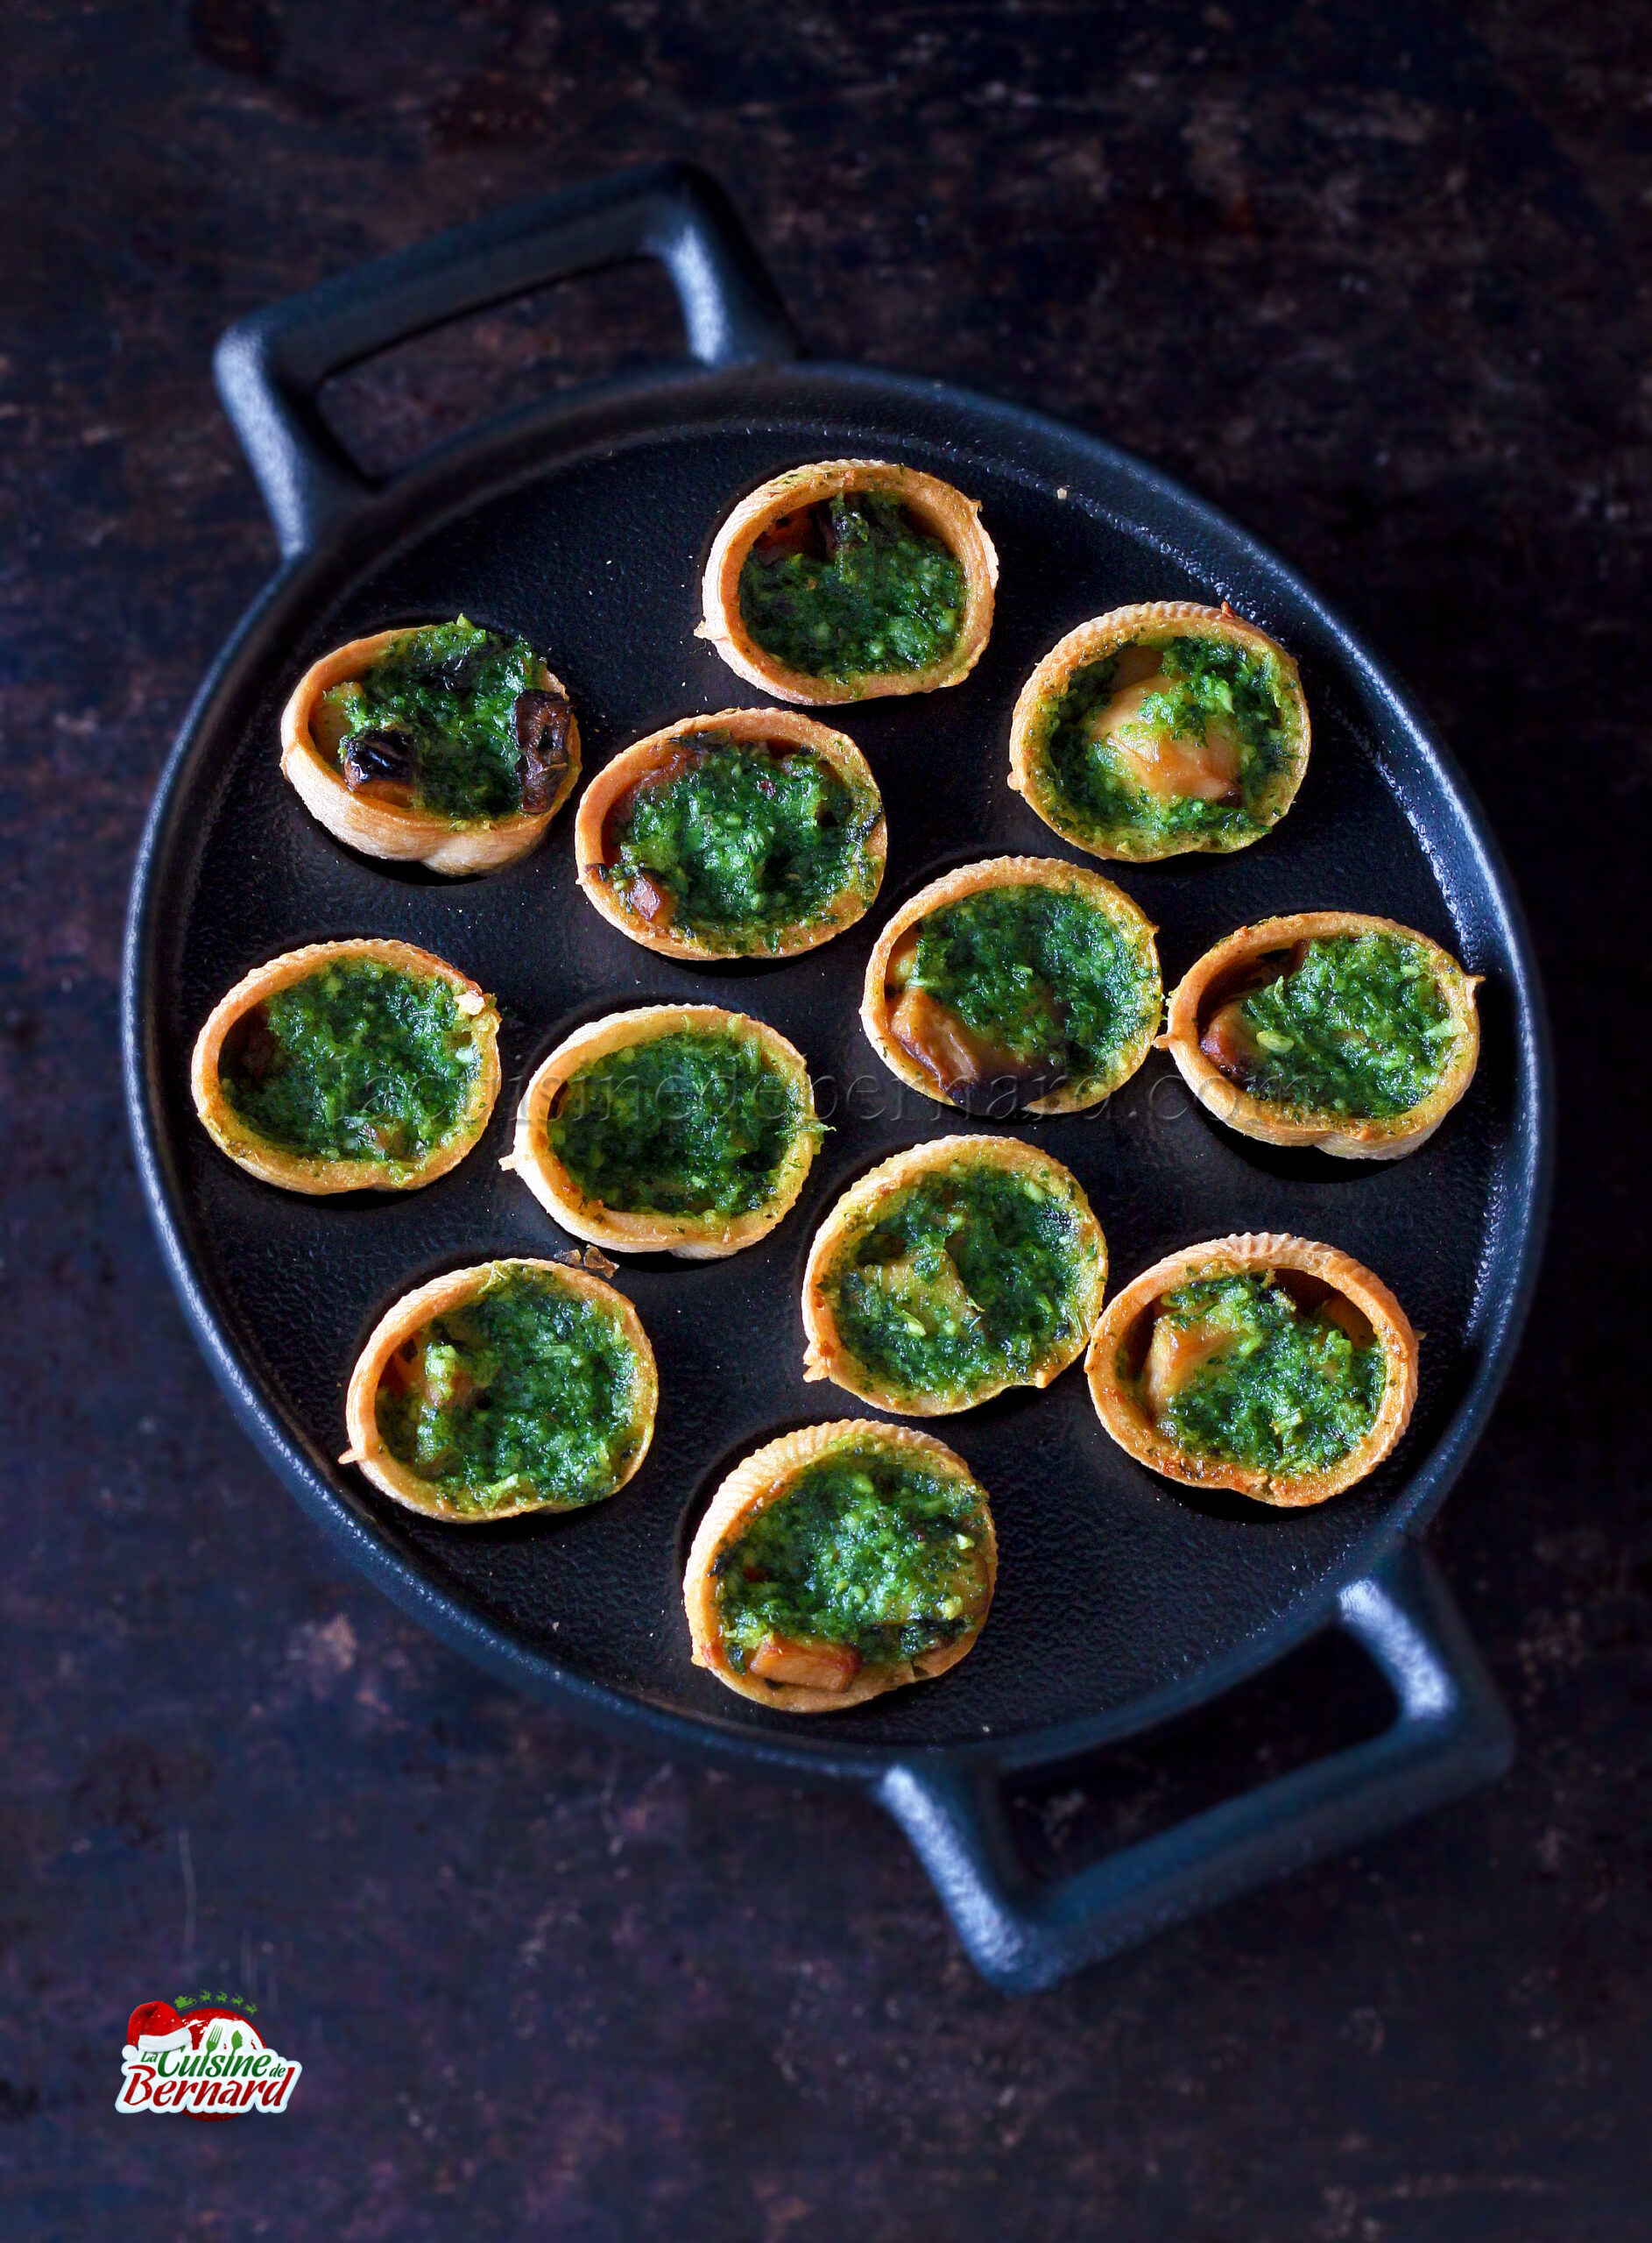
[190,938,501,1194]
[574,707,886,961]
[698,458,999,704]
[1086,1232,1420,1507]
[1007,601,1310,862]
[506,1004,820,1260]
[684,1419,998,1713]
[280,627,581,875]
[859,853,1161,1116]
[1161,909,1482,1159]
[802,1134,1108,1414]
[342,1256,658,1524]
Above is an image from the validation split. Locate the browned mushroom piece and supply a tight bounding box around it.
[513,686,575,812]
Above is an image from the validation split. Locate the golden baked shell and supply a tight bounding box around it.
[859,853,1161,1116]
[189,938,501,1195]
[1007,601,1310,862]
[280,627,581,875]
[506,1003,820,1260]
[1085,1231,1420,1507]
[341,1257,658,1524]
[802,1134,1108,1413]
[574,707,886,961]
[683,1419,998,1713]
[698,458,998,705]
[1161,909,1482,1159]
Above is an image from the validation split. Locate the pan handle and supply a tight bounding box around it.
[878,1539,1513,1995]
[213,161,799,558]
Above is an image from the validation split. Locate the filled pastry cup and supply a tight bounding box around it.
[860,853,1161,1117]
[699,457,998,704]
[1008,601,1310,862]
[281,619,580,875]
[342,1256,658,1524]
[190,938,500,1194]
[1161,909,1482,1159]
[574,707,886,961]
[802,1134,1108,1414]
[684,1419,998,1713]
[1086,1232,1420,1507]
[505,1003,821,1260]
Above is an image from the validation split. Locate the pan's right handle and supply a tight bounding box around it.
[879,1539,1513,1995]
[213,161,799,559]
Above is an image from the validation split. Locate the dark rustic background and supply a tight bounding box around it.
[4,4,1648,2236]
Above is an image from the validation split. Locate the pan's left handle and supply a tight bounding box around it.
[213,161,800,559]
[878,1539,1513,1994]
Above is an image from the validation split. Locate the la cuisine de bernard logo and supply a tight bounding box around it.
[117,1991,301,2119]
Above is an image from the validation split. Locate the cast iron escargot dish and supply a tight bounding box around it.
[190,938,501,1195]
[683,1419,998,1713]
[1086,1232,1420,1508]
[506,1002,821,1260]
[1008,600,1310,862]
[281,617,580,874]
[1161,909,1482,1159]
[859,853,1161,1116]
[342,1256,658,1523]
[699,458,998,704]
[574,706,886,960]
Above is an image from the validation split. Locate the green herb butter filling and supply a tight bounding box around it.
[822,1157,1102,1405]
[1036,633,1297,854]
[888,881,1160,1107]
[546,1027,817,1220]
[601,735,882,951]
[317,617,570,823]
[374,1268,649,1514]
[1202,931,1465,1120]
[1138,1272,1386,1480]
[713,1443,992,1675]
[219,960,484,1170]
[738,494,967,682]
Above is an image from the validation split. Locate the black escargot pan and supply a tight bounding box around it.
[124,166,1550,1991]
